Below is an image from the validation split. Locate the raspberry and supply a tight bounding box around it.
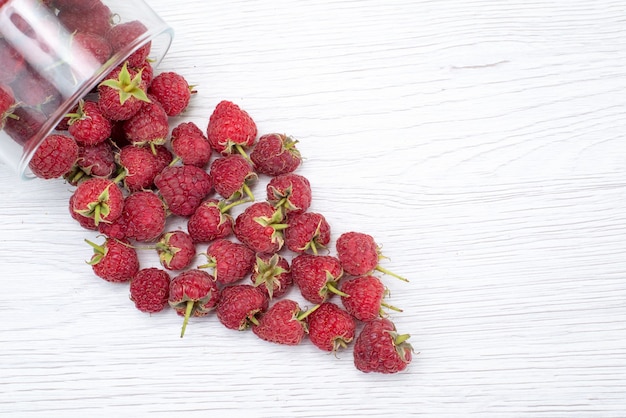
[70,177,124,227]
[73,141,116,180]
[71,32,112,64]
[250,133,302,176]
[199,239,255,286]
[119,145,161,192]
[187,198,246,243]
[252,299,313,346]
[130,268,171,313]
[28,134,79,179]
[103,191,166,242]
[0,39,26,84]
[86,237,139,283]
[156,231,196,271]
[353,318,413,374]
[251,253,293,300]
[340,275,401,322]
[98,62,149,121]
[154,165,213,217]
[266,173,312,216]
[306,302,356,352]
[148,71,194,116]
[336,232,408,281]
[170,122,212,168]
[106,20,151,68]
[216,284,269,331]
[168,269,220,337]
[0,84,17,130]
[234,202,287,254]
[58,2,112,36]
[209,154,257,201]
[284,212,331,254]
[207,100,257,156]
[123,96,169,149]
[291,254,345,304]
[67,100,112,146]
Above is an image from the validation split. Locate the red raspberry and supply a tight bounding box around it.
[154,165,213,217]
[340,275,401,322]
[153,144,174,172]
[266,173,312,216]
[216,284,269,331]
[251,253,293,299]
[70,177,124,227]
[291,254,345,304]
[209,154,257,201]
[130,268,171,313]
[67,100,112,146]
[123,96,169,149]
[187,198,246,243]
[0,39,26,84]
[306,302,356,352]
[0,84,17,129]
[252,299,312,346]
[71,32,112,64]
[28,134,78,179]
[135,60,154,87]
[170,122,212,168]
[51,0,105,11]
[234,202,287,254]
[86,237,139,283]
[98,62,149,121]
[58,2,112,36]
[284,212,331,254]
[101,191,166,242]
[3,107,46,146]
[106,21,151,68]
[119,145,161,192]
[199,239,255,286]
[168,269,220,337]
[148,71,195,116]
[74,141,116,179]
[156,231,196,271]
[13,68,61,112]
[250,133,302,176]
[353,318,413,374]
[69,193,97,231]
[206,100,257,156]
[336,232,407,281]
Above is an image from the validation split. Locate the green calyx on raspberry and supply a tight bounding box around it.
[254,209,288,245]
[99,62,150,105]
[253,254,288,299]
[75,185,112,226]
[375,250,409,282]
[386,330,414,363]
[85,238,108,265]
[65,99,88,126]
[304,218,327,255]
[156,233,181,267]
[322,270,349,299]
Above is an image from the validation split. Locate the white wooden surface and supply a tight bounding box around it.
[2,0,626,416]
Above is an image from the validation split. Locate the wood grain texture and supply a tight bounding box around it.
[2,0,626,416]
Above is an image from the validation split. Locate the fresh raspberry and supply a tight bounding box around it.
[0,39,26,84]
[206,100,257,156]
[28,134,78,179]
[336,231,407,281]
[130,267,171,313]
[209,154,257,201]
[71,32,112,64]
[291,254,345,304]
[13,68,61,112]
[0,84,17,130]
[68,193,97,231]
[156,231,196,271]
[73,141,116,180]
[67,100,112,146]
[86,237,139,283]
[3,107,46,146]
[170,121,212,168]
[199,239,255,286]
[123,96,169,149]
[154,165,213,217]
[168,269,220,337]
[306,302,356,352]
[51,0,105,11]
[252,299,313,346]
[251,253,293,299]
[340,275,400,322]
[98,62,150,121]
[135,60,155,87]
[216,284,269,331]
[266,173,312,216]
[153,144,174,173]
[119,145,161,192]
[187,198,246,243]
[250,133,302,176]
[148,71,195,116]
[353,318,413,374]
[284,212,331,254]
[58,2,112,36]
[103,191,166,242]
[106,20,151,68]
[70,177,124,227]
[234,202,287,254]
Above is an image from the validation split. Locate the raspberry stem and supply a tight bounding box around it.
[180,299,194,338]
[381,302,403,313]
[375,265,409,282]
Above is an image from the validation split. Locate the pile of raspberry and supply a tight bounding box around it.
[1,3,414,376]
